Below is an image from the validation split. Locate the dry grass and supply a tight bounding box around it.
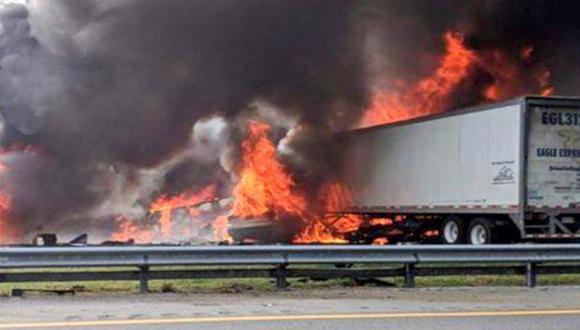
[1,268,580,296]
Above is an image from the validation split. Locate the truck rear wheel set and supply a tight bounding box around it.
[441,216,507,245]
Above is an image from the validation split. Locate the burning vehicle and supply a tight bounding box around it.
[0,1,578,245]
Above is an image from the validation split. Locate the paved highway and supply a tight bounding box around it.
[2,286,580,329]
[3,310,580,329]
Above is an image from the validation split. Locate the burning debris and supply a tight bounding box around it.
[0,1,578,244]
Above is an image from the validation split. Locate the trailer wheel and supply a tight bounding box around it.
[467,218,496,245]
[441,216,465,244]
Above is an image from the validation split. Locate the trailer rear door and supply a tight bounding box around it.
[527,103,580,208]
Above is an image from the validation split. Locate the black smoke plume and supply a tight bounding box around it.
[0,0,578,241]
[0,0,366,240]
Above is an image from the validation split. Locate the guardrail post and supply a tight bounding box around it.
[404,263,415,288]
[139,266,150,294]
[525,262,537,288]
[275,264,288,290]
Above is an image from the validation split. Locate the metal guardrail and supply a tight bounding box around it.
[1,244,580,293]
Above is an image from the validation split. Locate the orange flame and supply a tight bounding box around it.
[361,32,476,126]
[294,182,363,244]
[230,122,361,244]
[149,184,216,238]
[0,152,13,245]
[370,218,393,226]
[212,214,232,242]
[520,45,534,60]
[111,184,218,243]
[537,69,555,96]
[0,192,12,245]
[232,120,306,220]
[362,32,556,127]
[480,45,554,101]
[373,237,389,245]
[111,216,154,243]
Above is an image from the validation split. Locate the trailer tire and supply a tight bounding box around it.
[441,216,465,244]
[467,218,497,245]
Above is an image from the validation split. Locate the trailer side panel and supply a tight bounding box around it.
[345,104,522,212]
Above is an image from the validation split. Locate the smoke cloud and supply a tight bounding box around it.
[0,0,578,240]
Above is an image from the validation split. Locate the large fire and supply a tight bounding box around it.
[52,29,560,246]
[0,146,35,244]
[230,121,361,243]
[361,32,476,126]
[232,120,307,220]
[106,30,557,245]
[361,31,554,127]
[234,30,556,243]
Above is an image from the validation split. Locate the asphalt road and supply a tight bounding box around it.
[4,310,580,330]
[2,286,580,329]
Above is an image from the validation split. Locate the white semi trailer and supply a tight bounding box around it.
[343,96,580,244]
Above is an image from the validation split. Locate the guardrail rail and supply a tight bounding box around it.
[2,244,580,293]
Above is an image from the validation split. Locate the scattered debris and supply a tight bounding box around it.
[161,283,177,293]
[32,233,57,246]
[11,288,76,297]
[353,278,396,287]
[71,285,86,292]
[100,239,135,246]
[69,234,88,246]
[219,283,254,294]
